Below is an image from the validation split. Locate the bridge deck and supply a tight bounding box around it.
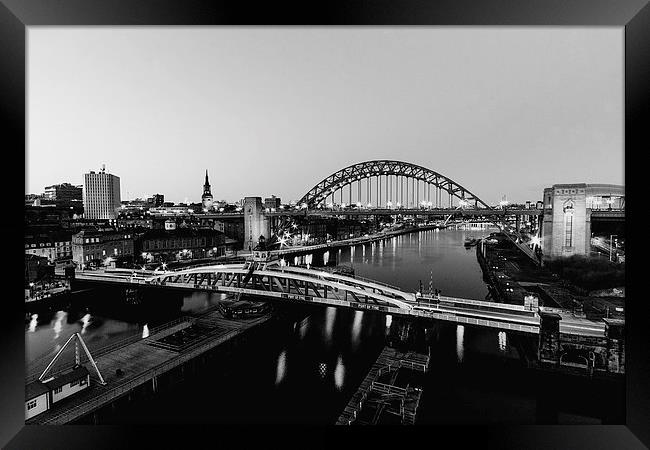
[75,268,605,338]
[26,309,272,425]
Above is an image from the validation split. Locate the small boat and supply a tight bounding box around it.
[218,294,271,319]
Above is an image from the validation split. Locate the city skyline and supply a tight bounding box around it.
[28,27,623,204]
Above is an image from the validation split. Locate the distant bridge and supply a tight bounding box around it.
[76,265,605,337]
[200,208,541,219]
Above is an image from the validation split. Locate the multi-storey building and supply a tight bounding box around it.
[541,183,625,257]
[72,229,134,267]
[147,194,165,207]
[43,183,83,203]
[83,166,121,220]
[264,196,281,210]
[135,228,226,262]
[24,231,73,262]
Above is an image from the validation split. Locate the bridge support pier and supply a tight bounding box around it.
[537,310,562,366]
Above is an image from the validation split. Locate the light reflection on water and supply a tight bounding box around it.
[52,311,66,340]
[351,310,363,349]
[456,325,465,363]
[28,314,38,333]
[324,307,336,343]
[498,331,507,353]
[299,317,309,340]
[334,355,345,390]
[80,313,91,335]
[275,349,287,385]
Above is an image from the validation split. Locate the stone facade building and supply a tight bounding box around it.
[541,183,624,258]
[135,228,226,262]
[72,229,134,267]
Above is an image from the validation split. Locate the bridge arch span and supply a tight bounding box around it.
[144,264,416,310]
[297,160,493,210]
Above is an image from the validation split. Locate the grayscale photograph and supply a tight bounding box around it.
[24,27,625,426]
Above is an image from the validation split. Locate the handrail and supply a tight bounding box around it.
[351,275,402,291]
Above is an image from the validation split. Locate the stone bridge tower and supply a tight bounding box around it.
[243,197,270,252]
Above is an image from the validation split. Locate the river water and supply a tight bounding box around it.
[25,228,623,424]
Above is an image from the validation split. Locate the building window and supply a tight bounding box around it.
[53,386,63,394]
[27,400,38,410]
[564,212,573,247]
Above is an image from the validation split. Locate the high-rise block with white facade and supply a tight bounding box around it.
[83,165,121,219]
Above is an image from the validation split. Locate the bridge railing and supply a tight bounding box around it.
[398,360,428,373]
[351,275,402,291]
[370,381,407,396]
[420,295,529,312]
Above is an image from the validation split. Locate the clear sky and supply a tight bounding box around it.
[27,27,623,205]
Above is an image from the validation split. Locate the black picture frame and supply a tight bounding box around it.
[2,1,648,448]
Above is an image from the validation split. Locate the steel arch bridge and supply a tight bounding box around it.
[144,263,416,310]
[297,160,493,210]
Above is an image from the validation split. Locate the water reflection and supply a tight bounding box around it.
[299,318,309,340]
[498,331,507,353]
[80,313,91,335]
[53,311,66,340]
[324,307,336,343]
[334,354,345,391]
[456,325,465,363]
[351,310,363,349]
[28,314,38,333]
[275,349,287,385]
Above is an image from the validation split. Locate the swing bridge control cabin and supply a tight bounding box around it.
[25,365,91,419]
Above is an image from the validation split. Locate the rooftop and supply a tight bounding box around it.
[25,380,49,400]
[43,365,90,390]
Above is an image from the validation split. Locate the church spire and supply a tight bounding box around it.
[202,169,212,203]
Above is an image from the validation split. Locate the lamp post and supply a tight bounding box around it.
[609,234,617,262]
